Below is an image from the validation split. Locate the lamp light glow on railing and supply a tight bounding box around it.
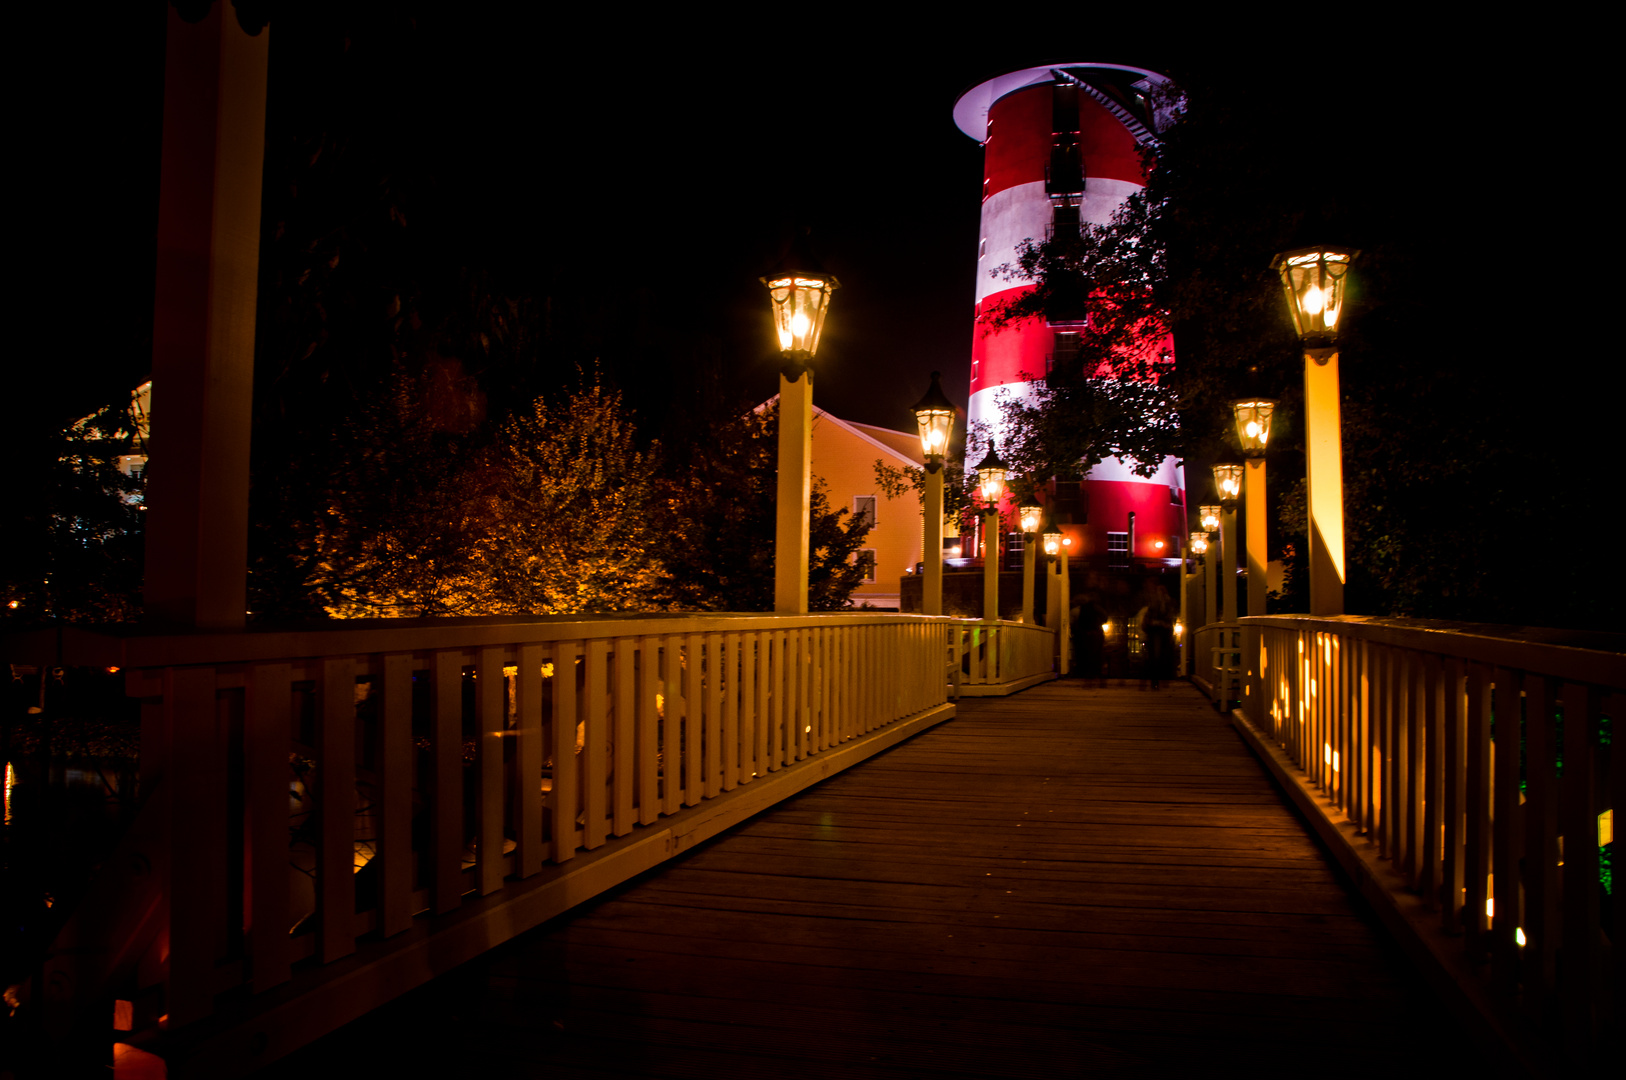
[1516,927,1527,947]
[1602,808,1614,846]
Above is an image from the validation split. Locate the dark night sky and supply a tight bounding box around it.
[25,10,1570,449]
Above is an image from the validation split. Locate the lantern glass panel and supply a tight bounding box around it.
[1019,505,1042,533]
[1213,464,1243,503]
[1231,398,1276,455]
[915,407,953,459]
[1271,248,1354,342]
[765,273,838,357]
[1200,505,1221,532]
[1042,531,1062,556]
[1190,532,1209,555]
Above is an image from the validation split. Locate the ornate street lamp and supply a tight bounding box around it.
[912,371,955,469]
[1189,531,1209,556]
[764,237,839,614]
[1042,527,1063,557]
[1271,246,1355,350]
[1231,398,1277,455]
[1200,504,1221,533]
[1213,463,1244,504]
[911,372,956,616]
[1272,245,1357,615]
[1231,398,1276,626]
[972,440,1007,622]
[1018,502,1042,624]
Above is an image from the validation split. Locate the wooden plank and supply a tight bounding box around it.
[769,629,785,770]
[476,646,505,895]
[740,631,759,785]
[247,662,292,989]
[613,637,637,834]
[637,636,661,822]
[516,644,545,878]
[431,650,464,912]
[552,642,580,863]
[583,640,610,848]
[1441,657,1465,932]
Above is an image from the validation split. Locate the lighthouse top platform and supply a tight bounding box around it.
[952,63,1170,142]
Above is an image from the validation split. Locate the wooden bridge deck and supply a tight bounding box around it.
[259,681,1479,1078]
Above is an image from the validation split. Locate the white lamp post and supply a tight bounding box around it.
[911,371,955,617]
[1041,521,1070,673]
[973,440,1007,622]
[764,244,839,614]
[1271,245,1356,615]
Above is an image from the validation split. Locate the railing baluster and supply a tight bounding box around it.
[703,631,723,794]
[247,662,292,990]
[612,638,636,835]
[319,656,356,961]
[431,650,465,909]
[166,665,223,1025]
[1489,667,1522,999]
[1523,675,1560,1018]
[721,632,740,792]
[581,639,609,847]
[1442,657,1466,930]
[1463,661,1492,958]
[516,644,545,877]
[769,630,786,770]
[377,653,416,928]
[663,635,685,808]
[475,646,506,893]
[636,636,662,819]
[552,642,580,861]
[1558,683,1601,1049]
[746,630,765,782]
[1420,652,1442,907]
[683,632,704,801]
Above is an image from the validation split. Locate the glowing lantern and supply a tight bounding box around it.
[1189,531,1209,556]
[1042,528,1062,556]
[1200,505,1221,532]
[762,236,839,366]
[1019,504,1042,534]
[973,440,1007,507]
[911,371,956,470]
[1270,246,1357,347]
[1231,398,1277,456]
[1213,463,1243,504]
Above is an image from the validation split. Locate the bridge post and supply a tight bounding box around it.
[142,4,268,630]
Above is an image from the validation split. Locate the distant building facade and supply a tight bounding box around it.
[809,406,926,610]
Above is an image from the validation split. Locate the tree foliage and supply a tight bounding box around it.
[1,397,147,626]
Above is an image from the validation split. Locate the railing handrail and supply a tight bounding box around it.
[1234,614,1626,687]
[7,611,968,670]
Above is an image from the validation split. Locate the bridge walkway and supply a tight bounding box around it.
[260,681,1476,1078]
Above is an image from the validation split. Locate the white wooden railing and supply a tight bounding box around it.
[1230,615,1621,1070]
[34,612,959,1075]
[954,619,1058,696]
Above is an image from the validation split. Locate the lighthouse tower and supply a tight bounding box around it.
[954,64,1185,568]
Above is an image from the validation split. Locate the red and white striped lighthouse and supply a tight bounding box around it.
[955,64,1185,567]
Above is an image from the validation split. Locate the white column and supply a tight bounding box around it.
[774,373,812,614]
[1304,349,1345,615]
[922,467,944,616]
[982,509,999,621]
